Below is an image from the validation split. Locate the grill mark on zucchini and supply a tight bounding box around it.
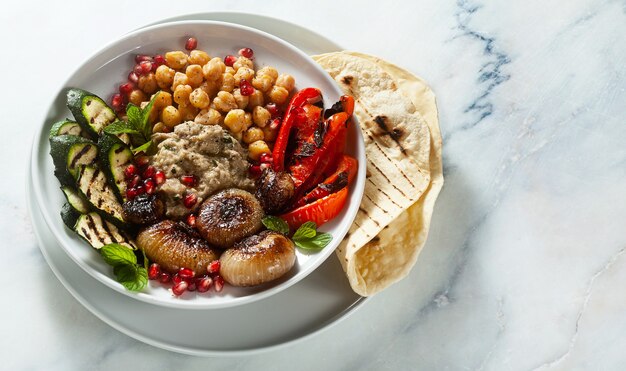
[85,214,105,245]
[70,145,93,168]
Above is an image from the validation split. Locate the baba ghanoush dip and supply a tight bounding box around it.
[151,121,254,219]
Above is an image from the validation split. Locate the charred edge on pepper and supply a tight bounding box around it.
[313,120,328,147]
[319,172,349,193]
[293,142,316,159]
[323,101,344,120]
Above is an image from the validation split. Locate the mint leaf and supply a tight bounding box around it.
[114,264,148,291]
[125,104,142,129]
[103,121,140,135]
[131,140,155,155]
[294,232,332,251]
[100,244,147,292]
[100,243,137,266]
[262,216,289,235]
[292,221,317,240]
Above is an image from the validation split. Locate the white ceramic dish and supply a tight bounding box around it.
[31,20,366,309]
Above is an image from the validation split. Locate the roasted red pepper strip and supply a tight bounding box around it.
[288,112,349,192]
[280,187,348,230]
[340,95,354,116]
[294,155,357,208]
[272,88,322,172]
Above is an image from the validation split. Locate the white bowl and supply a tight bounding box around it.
[31,20,365,309]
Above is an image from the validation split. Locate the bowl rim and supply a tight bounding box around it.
[31,19,366,309]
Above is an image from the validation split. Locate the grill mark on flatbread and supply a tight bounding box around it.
[365,179,402,208]
[366,134,416,188]
[364,193,389,214]
[358,207,381,227]
[373,115,407,155]
[369,161,410,199]
[341,75,353,85]
[358,101,411,156]
[352,219,371,239]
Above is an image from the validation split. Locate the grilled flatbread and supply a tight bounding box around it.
[313,52,443,296]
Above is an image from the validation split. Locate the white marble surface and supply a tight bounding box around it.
[2,0,625,369]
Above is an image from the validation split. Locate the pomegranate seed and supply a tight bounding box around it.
[124,164,137,179]
[126,187,139,200]
[266,103,279,118]
[111,93,124,110]
[154,170,166,185]
[187,280,197,292]
[133,64,143,76]
[142,165,156,179]
[214,275,225,292]
[172,281,188,296]
[224,55,237,67]
[183,193,197,208]
[248,164,262,178]
[135,185,146,195]
[259,153,273,164]
[119,82,135,96]
[269,117,281,131]
[186,214,196,227]
[129,175,142,188]
[135,54,153,63]
[153,54,166,67]
[196,276,212,293]
[144,178,155,194]
[139,60,153,75]
[185,37,198,51]
[135,156,150,167]
[172,273,182,284]
[260,163,271,171]
[239,79,255,96]
[207,260,220,275]
[159,272,171,284]
[181,175,196,187]
[178,267,194,280]
[238,47,254,59]
[128,71,139,84]
[148,263,161,280]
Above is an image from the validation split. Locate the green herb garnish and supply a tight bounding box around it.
[103,95,158,155]
[100,243,147,291]
[262,217,332,251]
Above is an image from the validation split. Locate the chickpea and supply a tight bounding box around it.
[165,51,188,70]
[243,127,264,144]
[224,66,236,75]
[173,84,193,106]
[262,122,279,142]
[251,74,273,92]
[172,72,190,90]
[223,109,246,134]
[155,65,176,90]
[233,88,249,110]
[202,57,226,81]
[185,65,204,87]
[161,106,182,128]
[248,140,271,161]
[128,89,147,106]
[199,80,220,99]
[234,67,255,85]
[220,73,235,93]
[189,50,210,65]
[189,88,210,109]
[257,66,278,82]
[138,73,158,94]
[178,102,199,121]
[152,122,170,133]
[213,91,237,112]
[231,130,243,142]
[247,89,264,108]
[276,74,295,92]
[268,85,289,104]
[195,108,222,126]
[252,106,271,127]
[152,91,173,111]
[233,56,254,71]
[243,112,253,131]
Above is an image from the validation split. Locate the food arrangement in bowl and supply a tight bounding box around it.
[48,36,359,297]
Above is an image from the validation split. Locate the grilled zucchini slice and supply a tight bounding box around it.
[49,135,98,186]
[74,212,136,249]
[66,88,117,138]
[76,165,125,226]
[98,135,133,202]
[49,120,83,138]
